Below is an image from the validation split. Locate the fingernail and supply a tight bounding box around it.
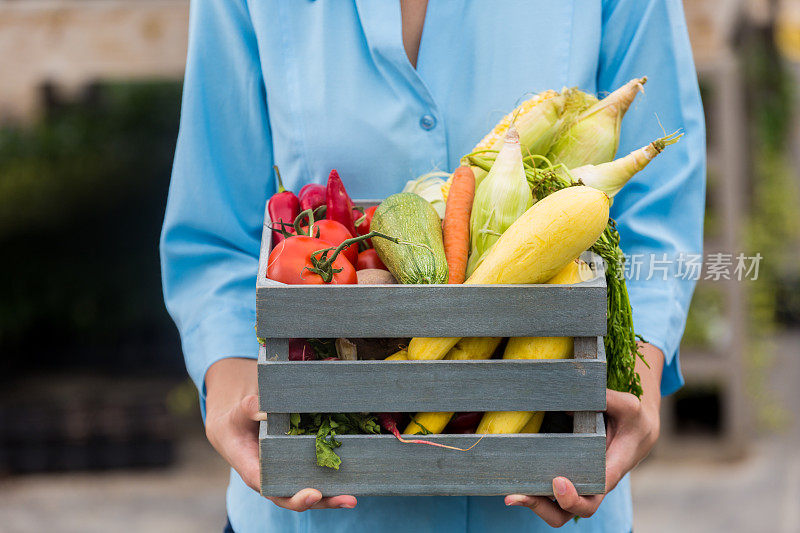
[506,497,523,506]
[305,495,318,506]
[554,477,568,496]
[339,503,355,509]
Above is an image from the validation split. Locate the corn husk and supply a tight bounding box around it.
[466,126,533,277]
[402,172,448,219]
[568,131,682,198]
[442,88,596,199]
[547,77,647,168]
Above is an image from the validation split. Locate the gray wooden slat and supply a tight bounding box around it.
[257,284,606,338]
[259,358,606,413]
[259,342,290,435]
[595,412,606,487]
[260,433,606,497]
[573,337,604,434]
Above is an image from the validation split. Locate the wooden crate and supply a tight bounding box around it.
[256,200,607,497]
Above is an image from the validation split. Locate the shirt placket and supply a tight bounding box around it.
[353,0,449,173]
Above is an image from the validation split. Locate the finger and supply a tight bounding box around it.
[226,435,261,492]
[240,394,268,422]
[505,494,573,528]
[551,477,603,518]
[268,488,323,511]
[605,389,639,419]
[309,495,358,510]
[268,489,357,511]
[604,432,634,492]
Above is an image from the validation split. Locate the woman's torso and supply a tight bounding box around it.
[231,2,628,532]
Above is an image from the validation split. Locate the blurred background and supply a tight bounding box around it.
[1,1,799,532]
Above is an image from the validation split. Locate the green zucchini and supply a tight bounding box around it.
[371,193,448,284]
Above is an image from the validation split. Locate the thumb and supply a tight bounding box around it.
[239,394,268,423]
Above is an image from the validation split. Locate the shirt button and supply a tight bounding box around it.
[419,114,437,130]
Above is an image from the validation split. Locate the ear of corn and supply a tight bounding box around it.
[466,126,533,277]
[477,260,587,435]
[547,77,647,168]
[407,187,609,362]
[568,131,682,198]
[442,87,595,200]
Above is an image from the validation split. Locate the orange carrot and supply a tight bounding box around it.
[442,165,475,284]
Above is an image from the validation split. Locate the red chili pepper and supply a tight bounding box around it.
[354,205,378,247]
[325,169,357,236]
[268,166,300,246]
[299,183,326,213]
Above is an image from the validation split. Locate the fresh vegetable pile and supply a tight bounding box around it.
[263,76,679,466]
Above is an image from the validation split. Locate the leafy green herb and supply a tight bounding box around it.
[519,160,646,397]
[289,412,381,469]
[307,338,338,359]
[590,221,646,397]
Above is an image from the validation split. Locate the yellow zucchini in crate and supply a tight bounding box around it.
[403,337,502,435]
[404,411,454,435]
[383,349,408,361]
[477,259,589,435]
[444,337,502,360]
[519,411,546,433]
[466,186,609,285]
[407,186,609,361]
[403,338,502,435]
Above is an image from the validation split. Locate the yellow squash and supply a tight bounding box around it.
[403,337,502,435]
[477,259,589,434]
[407,186,609,361]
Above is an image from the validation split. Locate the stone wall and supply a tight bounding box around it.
[0,0,189,120]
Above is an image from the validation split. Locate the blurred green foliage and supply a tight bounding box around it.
[683,25,800,430]
[0,82,184,376]
[683,26,800,350]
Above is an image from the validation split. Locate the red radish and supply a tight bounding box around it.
[445,412,482,434]
[299,183,326,212]
[288,339,316,361]
[377,413,485,451]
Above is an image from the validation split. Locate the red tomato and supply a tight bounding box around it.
[267,236,356,285]
[356,249,387,271]
[301,219,358,266]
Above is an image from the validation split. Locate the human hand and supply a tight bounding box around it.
[204,357,357,511]
[505,343,664,527]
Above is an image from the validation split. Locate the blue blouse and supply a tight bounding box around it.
[160,1,705,531]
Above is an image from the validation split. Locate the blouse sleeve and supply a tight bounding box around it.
[160,0,275,410]
[599,0,707,395]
